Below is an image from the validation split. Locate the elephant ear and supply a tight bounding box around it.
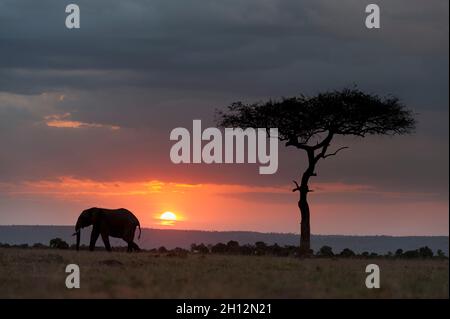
[90,208,101,225]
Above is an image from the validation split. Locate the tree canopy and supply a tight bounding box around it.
[216,88,416,151]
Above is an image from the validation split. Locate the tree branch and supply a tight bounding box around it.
[292,180,301,192]
[292,180,314,193]
[286,139,313,151]
[311,132,334,150]
[323,146,349,159]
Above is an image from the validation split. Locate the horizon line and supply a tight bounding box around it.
[0,224,448,238]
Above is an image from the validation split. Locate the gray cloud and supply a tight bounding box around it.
[0,1,448,100]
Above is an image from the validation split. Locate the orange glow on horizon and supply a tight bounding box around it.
[0,176,447,235]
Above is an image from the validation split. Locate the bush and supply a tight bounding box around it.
[418,246,433,258]
[285,245,300,257]
[255,241,267,255]
[403,249,419,258]
[437,249,447,259]
[211,243,227,254]
[49,238,69,249]
[191,243,209,254]
[339,248,356,258]
[158,246,168,253]
[239,244,254,255]
[226,240,240,253]
[270,243,289,256]
[318,245,334,257]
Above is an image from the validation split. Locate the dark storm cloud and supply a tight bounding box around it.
[0,1,448,101]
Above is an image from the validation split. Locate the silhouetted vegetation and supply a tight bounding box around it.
[0,241,447,259]
[188,242,447,259]
[49,238,69,249]
[437,249,447,259]
[191,243,209,254]
[157,246,168,253]
[317,245,334,257]
[339,248,356,257]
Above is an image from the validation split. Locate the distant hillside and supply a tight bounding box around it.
[0,225,448,254]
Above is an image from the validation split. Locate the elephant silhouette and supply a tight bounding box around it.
[73,207,141,252]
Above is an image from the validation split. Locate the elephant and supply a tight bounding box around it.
[73,207,141,252]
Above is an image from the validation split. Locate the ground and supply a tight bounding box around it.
[0,248,448,298]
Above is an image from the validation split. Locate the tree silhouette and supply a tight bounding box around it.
[216,88,416,255]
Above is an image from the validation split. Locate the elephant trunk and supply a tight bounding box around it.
[74,219,81,251]
[76,230,80,251]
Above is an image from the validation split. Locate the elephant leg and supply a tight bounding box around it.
[89,230,100,251]
[101,233,112,252]
[131,242,140,251]
[123,228,135,242]
[124,227,136,252]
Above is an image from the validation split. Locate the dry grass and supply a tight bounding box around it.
[0,248,447,298]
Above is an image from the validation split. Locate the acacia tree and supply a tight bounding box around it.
[216,88,415,255]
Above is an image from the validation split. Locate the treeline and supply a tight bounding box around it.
[0,238,447,259]
[0,238,71,249]
[190,241,448,259]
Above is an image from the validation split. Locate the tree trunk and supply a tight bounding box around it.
[292,133,333,256]
[298,149,316,256]
[298,188,311,254]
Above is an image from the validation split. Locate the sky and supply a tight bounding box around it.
[0,0,448,235]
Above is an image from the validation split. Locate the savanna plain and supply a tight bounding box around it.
[0,248,448,298]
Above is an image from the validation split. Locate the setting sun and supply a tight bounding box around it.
[159,211,177,226]
[161,211,177,221]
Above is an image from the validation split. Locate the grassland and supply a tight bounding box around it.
[0,248,447,298]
